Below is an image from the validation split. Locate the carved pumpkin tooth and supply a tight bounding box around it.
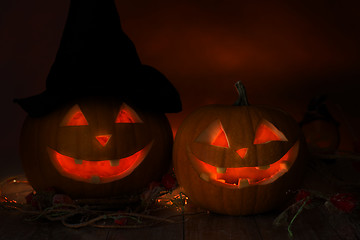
[217,179,226,183]
[216,167,227,173]
[238,178,250,188]
[200,173,210,182]
[280,162,290,171]
[74,159,83,165]
[90,175,101,184]
[256,165,270,170]
[110,159,120,167]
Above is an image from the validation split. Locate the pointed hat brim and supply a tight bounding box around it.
[15,65,181,117]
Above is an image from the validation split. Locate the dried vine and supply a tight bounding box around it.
[0,173,203,229]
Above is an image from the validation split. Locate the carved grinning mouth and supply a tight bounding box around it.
[48,141,153,184]
[188,141,299,189]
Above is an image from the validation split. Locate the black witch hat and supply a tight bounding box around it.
[15,0,181,117]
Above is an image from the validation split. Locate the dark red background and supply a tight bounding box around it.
[1,0,360,179]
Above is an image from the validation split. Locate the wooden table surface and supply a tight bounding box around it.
[0,157,359,240]
[0,205,358,240]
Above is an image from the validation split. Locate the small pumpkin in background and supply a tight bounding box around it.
[173,81,307,215]
[300,95,340,154]
[20,97,173,198]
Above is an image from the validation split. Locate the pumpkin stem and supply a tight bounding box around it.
[234,81,249,106]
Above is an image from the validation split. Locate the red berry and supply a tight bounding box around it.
[295,190,311,204]
[52,194,73,205]
[114,218,127,225]
[25,192,41,209]
[330,193,356,213]
[161,173,177,190]
[25,192,35,204]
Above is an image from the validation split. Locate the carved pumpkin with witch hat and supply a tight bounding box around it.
[173,82,307,215]
[15,0,181,198]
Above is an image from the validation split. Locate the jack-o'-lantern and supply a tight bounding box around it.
[173,82,307,215]
[15,0,181,198]
[20,97,173,198]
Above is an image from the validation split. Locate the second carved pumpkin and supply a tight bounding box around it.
[173,82,307,215]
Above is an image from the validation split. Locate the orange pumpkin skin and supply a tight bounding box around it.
[173,83,307,215]
[20,97,173,198]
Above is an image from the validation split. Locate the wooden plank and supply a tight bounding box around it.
[0,201,359,240]
[184,212,262,240]
[46,226,108,240]
[256,208,343,240]
[290,207,343,240]
[254,212,290,240]
[87,207,184,240]
[106,222,183,240]
[320,207,360,240]
[0,206,184,240]
[0,210,108,240]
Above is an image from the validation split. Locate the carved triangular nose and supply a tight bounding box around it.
[96,134,112,146]
[236,148,248,159]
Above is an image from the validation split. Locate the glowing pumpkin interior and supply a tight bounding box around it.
[49,103,152,184]
[190,119,298,189]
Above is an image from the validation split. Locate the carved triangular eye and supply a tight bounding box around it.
[61,105,88,126]
[196,120,230,148]
[115,103,143,123]
[253,120,287,144]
